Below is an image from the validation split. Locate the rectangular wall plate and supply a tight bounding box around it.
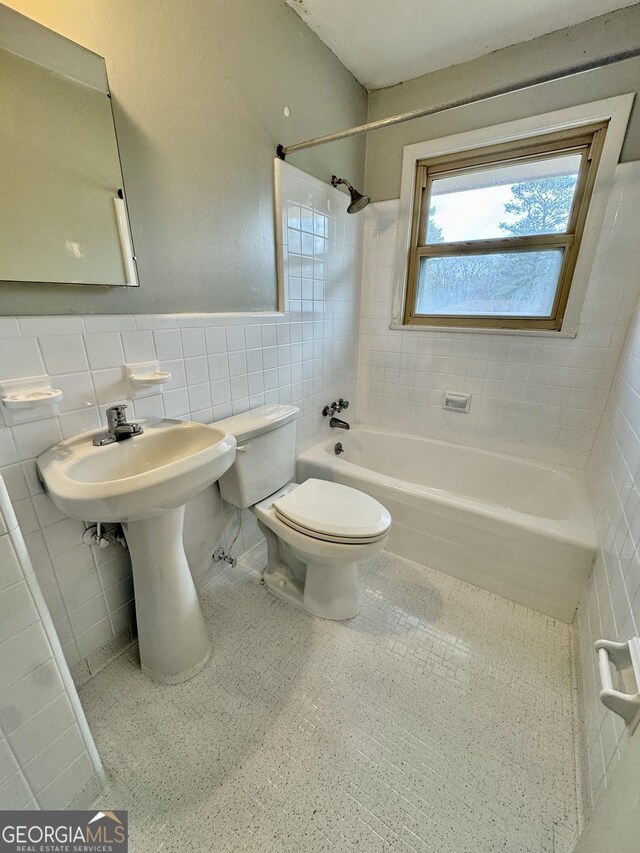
[443,391,471,413]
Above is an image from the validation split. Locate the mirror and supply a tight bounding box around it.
[0,4,138,287]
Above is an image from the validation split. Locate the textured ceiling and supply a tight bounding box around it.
[286,0,638,89]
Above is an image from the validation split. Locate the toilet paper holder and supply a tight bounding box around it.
[595,637,640,732]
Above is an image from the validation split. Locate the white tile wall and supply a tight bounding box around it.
[575,167,640,814]
[357,163,640,468]
[355,161,640,822]
[0,476,104,809]
[0,161,363,674]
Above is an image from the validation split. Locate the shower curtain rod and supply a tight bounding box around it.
[276,47,640,159]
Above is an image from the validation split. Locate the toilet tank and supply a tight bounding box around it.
[214,405,299,508]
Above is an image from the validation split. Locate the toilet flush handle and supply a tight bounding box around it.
[236,445,249,452]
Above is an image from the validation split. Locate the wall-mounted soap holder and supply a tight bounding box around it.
[126,361,171,398]
[0,375,64,423]
[595,637,640,732]
[126,361,171,386]
[443,390,472,413]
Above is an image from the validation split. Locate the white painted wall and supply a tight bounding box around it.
[0,163,363,678]
[356,162,640,468]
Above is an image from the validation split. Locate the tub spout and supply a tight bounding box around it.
[330,417,350,430]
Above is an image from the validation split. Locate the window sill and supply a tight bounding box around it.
[388,322,577,338]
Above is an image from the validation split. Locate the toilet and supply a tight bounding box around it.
[215,404,391,619]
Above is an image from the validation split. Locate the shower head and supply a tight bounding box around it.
[346,188,370,214]
[330,175,370,214]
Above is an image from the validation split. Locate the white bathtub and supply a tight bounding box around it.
[297,427,596,622]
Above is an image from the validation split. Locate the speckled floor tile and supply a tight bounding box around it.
[81,546,580,853]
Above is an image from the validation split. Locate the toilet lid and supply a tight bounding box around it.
[273,479,391,541]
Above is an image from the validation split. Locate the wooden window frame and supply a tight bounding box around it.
[403,122,608,330]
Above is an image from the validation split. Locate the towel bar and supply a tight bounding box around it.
[595,637,640,732]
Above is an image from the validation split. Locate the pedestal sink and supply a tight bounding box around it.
[37,419,236,684]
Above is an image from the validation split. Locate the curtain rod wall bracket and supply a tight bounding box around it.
[276,144,286,161]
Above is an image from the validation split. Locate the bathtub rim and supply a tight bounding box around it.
[297,424,597,552]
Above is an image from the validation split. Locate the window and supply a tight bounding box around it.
[404,123,608,330]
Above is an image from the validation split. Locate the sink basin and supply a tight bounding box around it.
[38,418,236,522]
[37,418,236,685]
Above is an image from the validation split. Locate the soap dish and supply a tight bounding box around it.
[0,376,64,414]
[2,387,64,409]
[126,361,172,398]
[130,370,171,386]
[126,361,172,386]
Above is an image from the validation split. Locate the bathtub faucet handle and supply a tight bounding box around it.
[322,399,350,417]
[334,442,344,455]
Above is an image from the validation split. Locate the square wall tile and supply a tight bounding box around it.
[39,336,88,376]
[84,333,124,370]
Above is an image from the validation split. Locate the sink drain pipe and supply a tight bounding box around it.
[213,508,242,568]
[82,522,127,550]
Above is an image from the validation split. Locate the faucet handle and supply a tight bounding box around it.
[106,404,127,425]
[323,399,350,416]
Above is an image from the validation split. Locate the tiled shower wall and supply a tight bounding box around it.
[576,162,640,814]
[356,161,640,821]
[357,162,640,468]
[0,161,362,674]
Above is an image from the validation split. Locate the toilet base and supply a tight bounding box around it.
[258,519,359,620]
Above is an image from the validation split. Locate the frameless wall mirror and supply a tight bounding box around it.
[0,3,138,287]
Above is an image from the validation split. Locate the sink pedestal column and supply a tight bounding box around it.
[122,506,211,684]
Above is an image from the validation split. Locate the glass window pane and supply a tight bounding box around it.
[426,153,582,243]
[416,249,564,317]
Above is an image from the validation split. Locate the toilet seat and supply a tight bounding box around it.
[273,478,391,545]
[274,514,389,544]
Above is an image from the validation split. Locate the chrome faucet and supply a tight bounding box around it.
[322,399,349,417]
[329,416,350,430]
[93,404,143,446]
